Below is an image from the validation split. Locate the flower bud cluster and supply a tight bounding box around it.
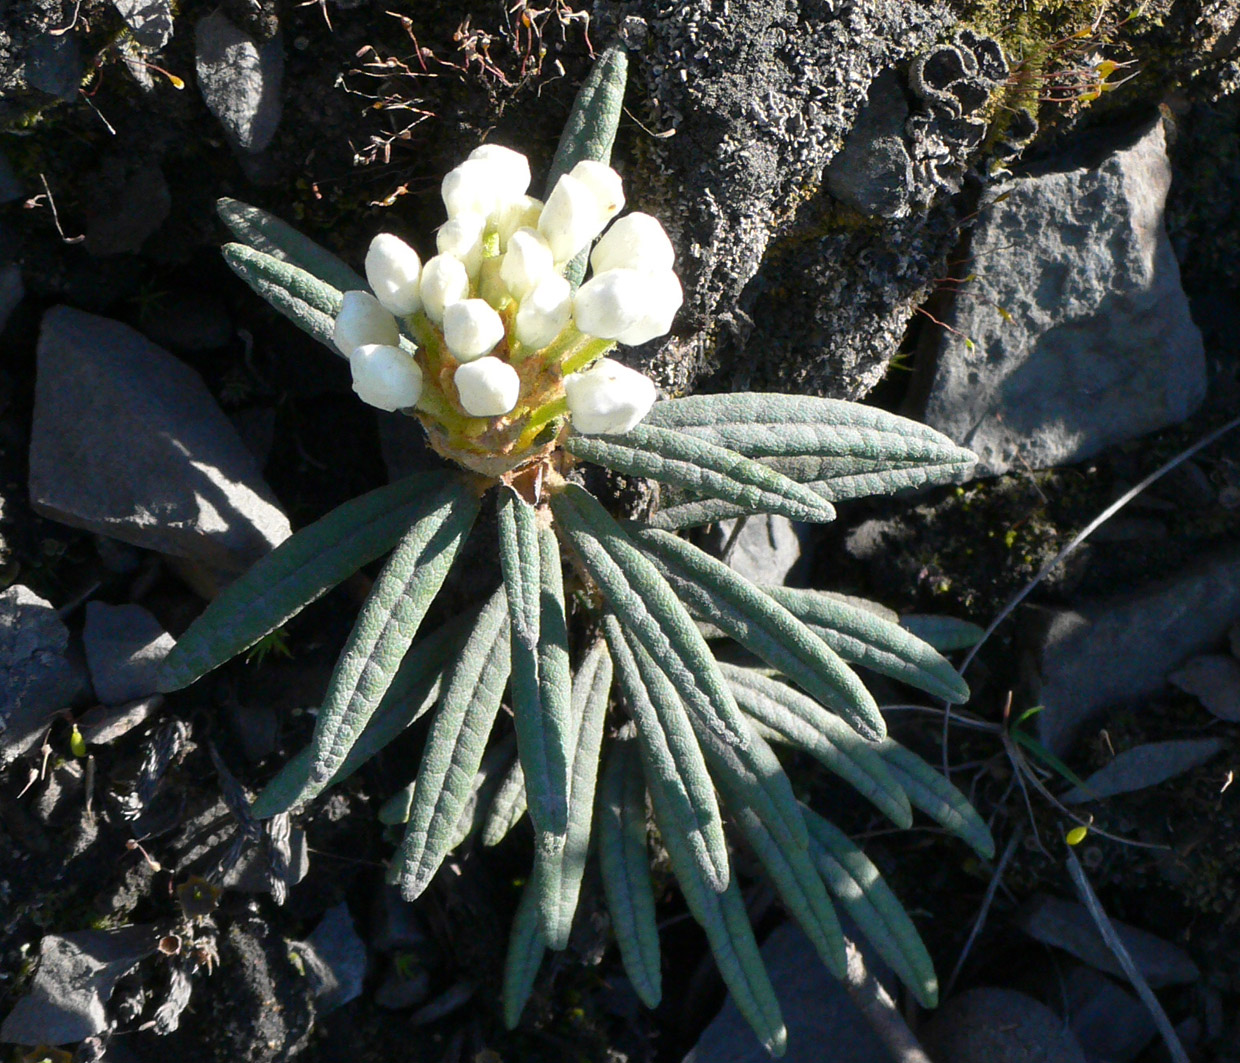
[332,145,681,448]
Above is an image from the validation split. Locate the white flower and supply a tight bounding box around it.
[589,212,675,275]
[564,357,657,435]
[467,144,532,202]
[419,254,471,325]
[569,160,625,223]
[538,162,624,265]
[443,299,505,362]
[454,356,521,417]
[500,228,555,300]
[333,290,400,356]
[572,268,683,345]
[494,195,545,249]
[365,234,423,316]
[515,274,572,350]
[443,146,532,219]
[436,212,486,278]
[349,344,423,411]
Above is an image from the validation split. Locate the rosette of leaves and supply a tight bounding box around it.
[157,48,993,1056]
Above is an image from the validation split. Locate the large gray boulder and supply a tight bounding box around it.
[919,115,1205,476]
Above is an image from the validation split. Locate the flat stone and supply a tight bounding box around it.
[1168,654,1240,721]
[1015,895,1199,988]
[195,11,284,154]
[920,116,1205,476]
[1062,738,1225,804]
[921,987,1088,1063]
[77,695,162,745]
[825,69,915,218]
[1020,546,1240,753]
[29,307,290,578]
[112,0,174,50]
[1,585,88,767]
[292,903,367,1013]
[83,602,174,705]
[704,513,805,587]
[1061,966,1157,1063]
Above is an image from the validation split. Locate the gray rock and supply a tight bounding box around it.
[0,150,21,204]
[682,922,890,1062]
[83,602,174,705]
[1015,895,1199,988]
[112,0,174,50]
[1020,546,1240,753]
[824,69,915,219]
[292,903,367,1013]
[704,513,804,587]
[84,163,171,256]
[0,264,23,334]
[195,11,284,154]
[24,30,82,101]
[1062,738,1225,804]
[77,695,162,745]
[29,307,290,578]
[1168,654,1240,721]
[1061,966,1157,1063]
[921,987,1088,1063]
[0,926,160,1045]
[920,116,1205,477]
[1,585,88,767]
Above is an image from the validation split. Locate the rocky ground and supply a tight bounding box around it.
[2,1,1240,1061]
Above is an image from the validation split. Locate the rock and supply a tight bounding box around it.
[1060,966,1157,1063]
[84,163,171,257]
[83,602,174,705]
[112,0,173,50]
[195,11,284,154]
[682,922,891,1062]
[29,307,290,578]
[1015,895,1199,988]
[0,264,23,334]
[77,695,162,745]
[824,69,915,219]
[920,116,1205,477]
[0,926,160,1045]
[1,585,88,767]
[921,987,1088,1063]
[703,513,804,587]
[1020,546,1240,753]
[292,903,367,1014]
[1062,738,1225,804]
[1168,654,1240,721]
[24,30,82,101]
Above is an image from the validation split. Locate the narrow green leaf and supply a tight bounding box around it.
[765,587,970,705]
[447,735,520,853]
[223,243,343,353]
[310,479,480,791]
[499,489,570,839]
[550,484,749,748]
[159,472,457,693]
[393,589,513,898]
[481,757,529,847]
[641,727,787,1056]
[876,741,995,859]
[217,198,367,294]
[900,613,986,652]
[634,527,885,741]
[535,637,612,949]
[603,616,730,893]
[567,425,837,524]
[379,779,415,825]
[723,664,912,830]
[801,807,938,1008]
[502,880,548,1029]
[597,733,661,1008]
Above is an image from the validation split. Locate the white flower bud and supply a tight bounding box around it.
[454,356,521,417]
[436,212,486,279]
[494,195,545,249]
[349,343,423,412]
[441,158,499,218]
[573,268,682,345]
[467,144,532,201]
[514,274,571,350]
[443,298,505,362]
[333,290,400,356]
[569,160,625,224]
[565,357,657,435]
[590,212,675,276]
[419,254,471,325]
[538,174,609,264]
[365,234,423,316]
[500,228,555,300]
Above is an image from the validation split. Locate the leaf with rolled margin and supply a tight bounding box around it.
[876,741,995,858]
[551,484,749,748]
[223,243,343,353]
[900,613,985,652]
[597,732,661,1008]
[634,527,885,741]
[309,480,480,791]
[502,879,548,1029]
[566,425,837,524]
[603,616,730,893]
[217,198,366,294]
[160,471,458,693]
[481,757,529,847]
[391,589,512,897]
[801,806,938,1008]
[723,665,912,829]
